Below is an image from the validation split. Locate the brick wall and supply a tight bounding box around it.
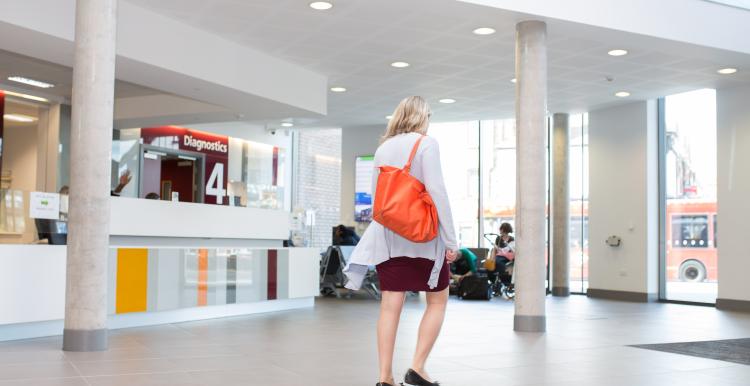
[293,128,342,248]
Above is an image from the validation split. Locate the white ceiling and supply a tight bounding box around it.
[4,0,750,129]
[0,49,161,101]
[123,0,750,128]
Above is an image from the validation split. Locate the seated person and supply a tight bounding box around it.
[450,247,478,284]
[492,223,515,286]
[494,222,516,262]
[333,224,360,246]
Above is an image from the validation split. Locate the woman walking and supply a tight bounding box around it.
[344,96,458,386]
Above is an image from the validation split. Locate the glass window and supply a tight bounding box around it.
[671,215,709,248]
[480,119,517,249]
[428,121,480,247]
[569,113,589,293]
[661,88,717,303]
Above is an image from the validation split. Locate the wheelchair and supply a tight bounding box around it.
[480,233,516,300]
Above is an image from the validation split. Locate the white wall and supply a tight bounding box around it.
[588,101,658,297]
[717,85,750,304]
[340,124,383,226]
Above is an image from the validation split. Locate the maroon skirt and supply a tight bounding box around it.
[376,256,449,292]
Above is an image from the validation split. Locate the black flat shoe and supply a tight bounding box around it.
[402,369,440,386]
[377,383,395,386]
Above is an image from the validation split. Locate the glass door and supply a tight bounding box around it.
[659,89,718,303]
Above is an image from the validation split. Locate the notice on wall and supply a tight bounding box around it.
[355,155,374,222]
[29,192,60,219]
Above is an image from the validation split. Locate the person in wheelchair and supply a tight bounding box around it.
[480,223,515,297]
[493,222,515,284]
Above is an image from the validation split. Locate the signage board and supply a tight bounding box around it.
[355,155,374,222]
[30,192,60,219]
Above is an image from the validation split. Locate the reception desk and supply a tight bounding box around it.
[0,198,319,341]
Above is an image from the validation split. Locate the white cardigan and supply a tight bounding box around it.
[344,132,458,290]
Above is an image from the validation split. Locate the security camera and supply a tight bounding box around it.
[269,129,277,135]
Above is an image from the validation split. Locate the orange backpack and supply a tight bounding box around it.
[372,135,439,243]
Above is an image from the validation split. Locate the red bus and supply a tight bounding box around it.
[666,200,717,282]
[484,199,717,283]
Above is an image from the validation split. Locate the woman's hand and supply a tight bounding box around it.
[445,249,458,262]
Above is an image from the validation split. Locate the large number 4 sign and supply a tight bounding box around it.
[206,163,226,204]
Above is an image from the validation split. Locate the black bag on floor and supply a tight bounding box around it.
[457,274,492,300]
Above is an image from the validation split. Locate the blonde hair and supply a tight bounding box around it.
[382,96,431,143]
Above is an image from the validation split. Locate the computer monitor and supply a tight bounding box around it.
[332,225,356,246]
[35,219,68,245]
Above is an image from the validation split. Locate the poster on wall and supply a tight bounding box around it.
[354,155,374,222]
[29,192,60,219]
[141,126,229,205]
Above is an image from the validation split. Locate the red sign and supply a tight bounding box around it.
[141,126,229,205]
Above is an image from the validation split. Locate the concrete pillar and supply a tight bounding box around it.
[63,0,118,352]
[552,113,570,297]
[513,20,547,333]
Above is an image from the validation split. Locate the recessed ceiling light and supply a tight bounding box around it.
[4,113,37,123]
[330,86,347,92]
[717,67,738,75]
[391,61,410,68]
[439,98,456,104]
[615,91,631,98]
[510,78,517,83]
[309,2,333,10]
[281,122,294,127]
[7,76,55,89]
[607,49,629,57]
[472,27,496,35]
[1,90,49,103]
[386,115,393,120]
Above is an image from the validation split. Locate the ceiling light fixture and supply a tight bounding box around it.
[472,27,496,35]
[386,115,393,120]
[309,2,333,10]
[330,86,347,92]
[390,61,410,68]
[717,67,738,75]
[439,98,456,104]
[3,113,38,123]
[281,122,294,127]
[7,76,55,89]
[1,90,49,103]
[615,91,631,98]
[510,78,517,83]
[607,49,629,57]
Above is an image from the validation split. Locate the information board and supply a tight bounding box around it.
[354,155,374,222]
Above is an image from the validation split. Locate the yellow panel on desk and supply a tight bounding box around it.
[116,248,149,314]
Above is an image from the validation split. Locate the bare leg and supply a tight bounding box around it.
[411,288,448,381]
[378,291,406,384]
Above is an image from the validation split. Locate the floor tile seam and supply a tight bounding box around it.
[0,375,85,383]
[68,353,251,364]
[81,369,188,379]
[0,360,79,369]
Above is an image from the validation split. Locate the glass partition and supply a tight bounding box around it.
[111,127,287,210]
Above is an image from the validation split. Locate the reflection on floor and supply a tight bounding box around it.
[1,296,750,386]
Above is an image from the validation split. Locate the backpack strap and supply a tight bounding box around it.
[403,135,425,174]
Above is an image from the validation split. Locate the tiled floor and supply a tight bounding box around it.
[2,296,750,385]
